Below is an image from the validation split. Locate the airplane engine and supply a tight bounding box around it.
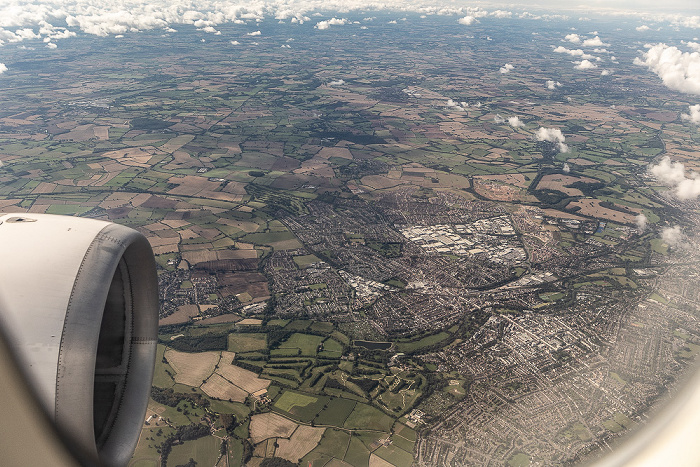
[0,213,159,467]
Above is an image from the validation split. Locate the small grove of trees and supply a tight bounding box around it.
[158,424,210,467]
[260,457,296,467]
[151,386,210,409]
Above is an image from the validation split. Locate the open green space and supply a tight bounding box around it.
[508,452,531,467]
[228,332,268,353]
[374,444,414,467]
[273,390,329,422]
[167,435,221,467]
[395,332,451,353]
[344,403,394,432]
[315,397,358,426]
[278,333,326,356]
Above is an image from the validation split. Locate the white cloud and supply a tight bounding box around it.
[315,18,348,30]
[635,43,700,95]
[546,80,562,90]
[582,36,608,47]
[649,156,700,200]
[562,162,570,173]
[636,213,647,232]
[662,225,683,247]
[445,99,468,111]
[681,104,700,124]
[230,40,239,45]
[565,33,580,43]
[500,63,514,74]
[553,46,595,60]
[494,114,505,124]
[650,156,688,185]
[328,79,345,86]
[46,41,57,48]
[490,10,512,19]
[575,59,598,70]
[458,16,477,26]
[508,116,524,128]
[685,41,700,52]
[246,30,261,36]
[636,25,650,32]
[0,63,6,74]
[601,69,610,76]
[536,127,569,152]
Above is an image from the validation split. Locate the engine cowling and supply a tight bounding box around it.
[0,213,158,467]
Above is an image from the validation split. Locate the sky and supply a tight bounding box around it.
[0,0,698,41]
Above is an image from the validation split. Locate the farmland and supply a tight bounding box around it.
[0,8,699,467]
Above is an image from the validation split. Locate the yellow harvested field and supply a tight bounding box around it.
[164,349,220,386]
[217,218,260,232]
[369,453,396,467]
[249,413,298,444]
[55,124,107,141]
[161,219,191,228]
[201,373,249,402]
[361,175,408,190]
[160,134,195,153]
[269,239,303,250]
[159,304,200,325]
[31,182,56,194]
[0,199,22,209]
[216,362,270,394]
[566,199,638,224]
[537,174,598,197]
[217,249,258,259]
[237,318,263,326]
[294,159,334,177]
[152,244,179,255]
[182,250,219,264]
[317,147,353,160]
[167,175,222,196]
[101,146,157,167]
[276,425,326,463]
[474,173,530,188]
[147,236,180,248]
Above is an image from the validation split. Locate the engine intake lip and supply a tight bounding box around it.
[55,223,158,467]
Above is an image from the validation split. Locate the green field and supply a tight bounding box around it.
[167,435,221,467]
[344,403,394,432]
[374,444,414,467]
[131,425,176,466]
[508,452,531,467]
[344,435,371,466]
[603,413,634,433]
[315,397,358,426]
[240,231,297,245]
[395,332,451,353]
[319,338,343,358]
[293,254,322,268]
[152,344,176,388]
[228,332,268,353]
[274,390,329,422]
[279,333,326,356]
[311,428,352,459]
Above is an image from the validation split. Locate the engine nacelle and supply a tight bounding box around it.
[0,213,158,467]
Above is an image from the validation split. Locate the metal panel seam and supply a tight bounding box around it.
[55,227,127,419]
